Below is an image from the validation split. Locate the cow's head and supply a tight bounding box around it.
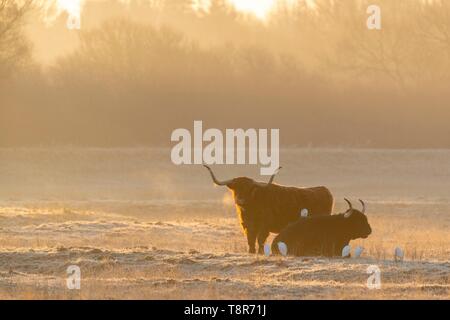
[342,198,372,239]
[203,165,281,207]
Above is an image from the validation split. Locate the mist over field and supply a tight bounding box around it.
[1,0,450,147]
[0,148,449,299]
[0,1,449,300]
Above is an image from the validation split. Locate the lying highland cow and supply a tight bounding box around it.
[271,199,371,257]
[204,165,334,254]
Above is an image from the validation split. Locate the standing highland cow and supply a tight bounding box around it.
[204,165,334,254]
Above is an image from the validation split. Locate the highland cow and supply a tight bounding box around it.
[204,165,334,254]
[271,199,372,257]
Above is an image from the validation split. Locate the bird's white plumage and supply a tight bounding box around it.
[300,208,309,218]
[277,242,288,256]
[394,247,404,262]
[264,243,271,257]
[354,246,364,258]
[342,245,351,258]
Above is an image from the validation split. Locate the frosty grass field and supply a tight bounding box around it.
[0,148,449,299]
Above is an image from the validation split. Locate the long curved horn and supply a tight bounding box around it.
[267,167,282,185]
[203,165,232,186]
[359,199,366,214]
[344,198,353,211]
[344,198,353,218]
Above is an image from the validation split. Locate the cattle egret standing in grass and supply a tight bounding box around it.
[354,246,364,258]
[394,247,404,262]
[300,208,309,218]
[264,243,271,257]
[342,245,351,258]
[277,242,288,256]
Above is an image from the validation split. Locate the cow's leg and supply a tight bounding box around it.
[239,211,256,254]
[246,227,257,254]
[257,228,270,254]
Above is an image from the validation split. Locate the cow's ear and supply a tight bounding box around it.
[344,210,353,218]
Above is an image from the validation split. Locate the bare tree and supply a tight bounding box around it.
[313,0,450,91]
[417,1,450,50]
[0,0,33,79]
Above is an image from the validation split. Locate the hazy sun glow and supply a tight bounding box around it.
[44,1,311,25]
[227,0,277,19]
[42,0,84,25]
[193,0,306,20]
[55,0,84,16]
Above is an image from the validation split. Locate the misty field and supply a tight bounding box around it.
[0,148,449,299]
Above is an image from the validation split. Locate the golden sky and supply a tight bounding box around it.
[44,0,313,23]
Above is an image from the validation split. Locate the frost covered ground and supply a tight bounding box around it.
[0,148,449,299]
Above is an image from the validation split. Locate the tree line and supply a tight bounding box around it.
[1,0,449,147]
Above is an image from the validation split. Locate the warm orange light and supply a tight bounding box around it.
[227,0,277,19]
[192,0,308,20]
[55,0,83,18]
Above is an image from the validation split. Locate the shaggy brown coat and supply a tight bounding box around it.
[271,199,371,257]
[204,166,334,253]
